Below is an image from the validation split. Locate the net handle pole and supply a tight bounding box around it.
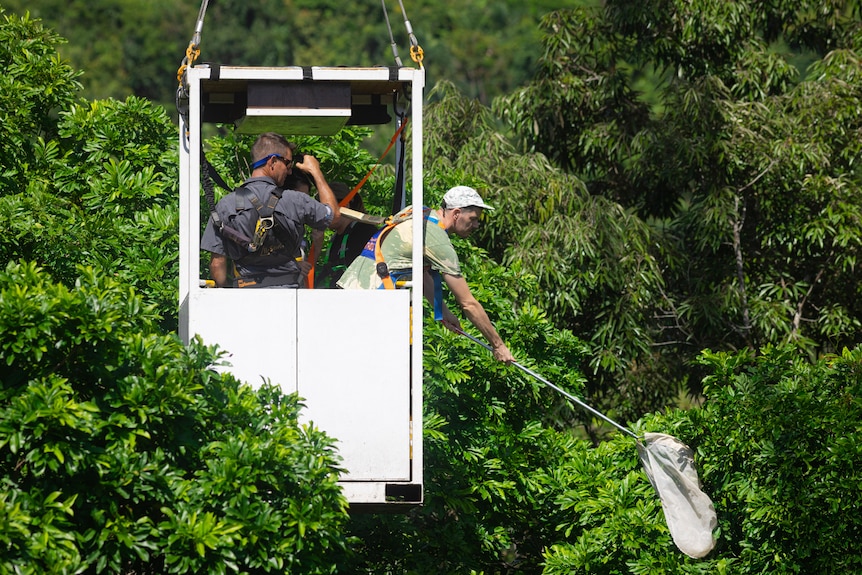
[455,328,639,439]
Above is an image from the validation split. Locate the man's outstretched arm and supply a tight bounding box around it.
[442,273,514,364]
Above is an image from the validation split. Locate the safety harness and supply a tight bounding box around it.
[359,207,445,320]
[235,187,282,255]
[204,183,302,288]
[211,185,285,257]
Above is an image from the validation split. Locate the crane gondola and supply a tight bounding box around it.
[176,3,426,509]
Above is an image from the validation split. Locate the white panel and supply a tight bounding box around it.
[188,288,299,391]
[297,290,411,481]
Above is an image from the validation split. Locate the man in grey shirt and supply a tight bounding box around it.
[201,132,341,288]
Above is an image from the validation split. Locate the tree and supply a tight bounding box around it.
[423,80,671,422]
[654,48,862,358]
[7,6,862,574]
[0,262,350,573]
[542,345,862,574]
[0,0,196,105]
[0,5,186,329]
[0,92,182,330]
[487,1,862,412]
[0,9,82,193]
[4,0,587,109]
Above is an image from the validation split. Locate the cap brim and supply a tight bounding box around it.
[449,201,495,210]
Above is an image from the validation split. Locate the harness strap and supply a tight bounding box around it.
[423,211,444,320]
[240,187,279,218]
[432,269,443,320]
[385,267,443,321]
[234,187,284,254]
[336,227,351,261]
[368,207,446,319]
[329,225,353,279]
[371,206,421,289]
[373,226,397,290]
[201,153,232,233]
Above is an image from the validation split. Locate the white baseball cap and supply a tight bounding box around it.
[442,185,494,210]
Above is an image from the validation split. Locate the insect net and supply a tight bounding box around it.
[636,432,717,558]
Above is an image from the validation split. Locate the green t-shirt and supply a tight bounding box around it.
[336,208,461,289]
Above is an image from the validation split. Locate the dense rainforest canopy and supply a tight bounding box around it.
[1,1,862,573]
[0,0,581,107]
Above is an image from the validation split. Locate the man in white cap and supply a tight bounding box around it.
[337,185,514,364]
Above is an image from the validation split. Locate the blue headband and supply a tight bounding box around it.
[251,154,281,169]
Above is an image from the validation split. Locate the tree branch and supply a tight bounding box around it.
[731,194,751,346]
[731,160,777,349]
[790,258,830,337]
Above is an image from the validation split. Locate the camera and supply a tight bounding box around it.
[293,152,305,164]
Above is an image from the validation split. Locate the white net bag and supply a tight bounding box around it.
[637,432,717,558]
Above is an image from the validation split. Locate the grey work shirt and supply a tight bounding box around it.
[201,176,333,279]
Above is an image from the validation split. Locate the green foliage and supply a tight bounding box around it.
[0,11,179,315]
[56,97,180,325]
[56,96,178,208]
[540,344,862,574]
[1,0,196,105]
[0,261,350,573]
[689,345,862,573]
[203,126,386,201]
[483,0,862,413]
[541,439,688,575]
[0,9,82,193]
[4,0,586,109]
[0,93,180,329]
[651,46,862,362]
[4,5,862,574]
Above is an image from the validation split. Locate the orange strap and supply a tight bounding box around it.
[338,117,409,210]
[373,207,443,291]
[308,117,410,288]
[373,207,414,290]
